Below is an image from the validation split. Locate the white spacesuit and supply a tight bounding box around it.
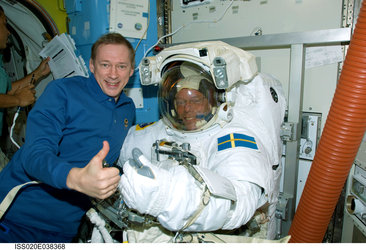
[117,41,287,243]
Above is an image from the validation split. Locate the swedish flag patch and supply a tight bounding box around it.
[217,133,258,151]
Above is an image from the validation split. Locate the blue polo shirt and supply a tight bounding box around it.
[0,55,12,136]
[0,74,135,236]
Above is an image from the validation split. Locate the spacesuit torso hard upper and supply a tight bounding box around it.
[118,62,286,242]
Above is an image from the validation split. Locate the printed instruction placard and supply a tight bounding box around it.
[109,0,149,39]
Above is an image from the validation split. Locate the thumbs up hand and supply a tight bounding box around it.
[66,141,121,199]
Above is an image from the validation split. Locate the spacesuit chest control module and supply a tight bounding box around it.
[87,41,287,243]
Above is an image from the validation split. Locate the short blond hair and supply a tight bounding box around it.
[91,32,135,67]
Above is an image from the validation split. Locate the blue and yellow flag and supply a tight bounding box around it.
[217,133,258,151]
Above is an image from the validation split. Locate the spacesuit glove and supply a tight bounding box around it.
[120,149,179,217]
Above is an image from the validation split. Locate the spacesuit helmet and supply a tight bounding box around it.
[159,62,223,132]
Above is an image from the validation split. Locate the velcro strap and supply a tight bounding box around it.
[180,185,211,231]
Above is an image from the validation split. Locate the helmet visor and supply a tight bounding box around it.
[159,62,220,132]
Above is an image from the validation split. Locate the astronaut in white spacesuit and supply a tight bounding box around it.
[117,41,287,243]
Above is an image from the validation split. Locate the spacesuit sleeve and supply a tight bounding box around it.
[155,143,270,232]
[203,144,271,230]
[156,168,264,232]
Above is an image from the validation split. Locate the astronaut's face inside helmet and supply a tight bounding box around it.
[175,88,211,131]
[159,62,221,132]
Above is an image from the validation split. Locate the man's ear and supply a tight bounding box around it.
[89,59,94,73]
[129,68,134,77]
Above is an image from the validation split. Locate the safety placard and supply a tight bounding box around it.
[109,0,149,39]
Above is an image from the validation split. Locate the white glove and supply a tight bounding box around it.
[120,148,179,217]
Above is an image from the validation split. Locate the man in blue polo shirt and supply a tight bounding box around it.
[0,32,136,242]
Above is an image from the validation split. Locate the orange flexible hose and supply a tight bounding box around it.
[288,1,366,243]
